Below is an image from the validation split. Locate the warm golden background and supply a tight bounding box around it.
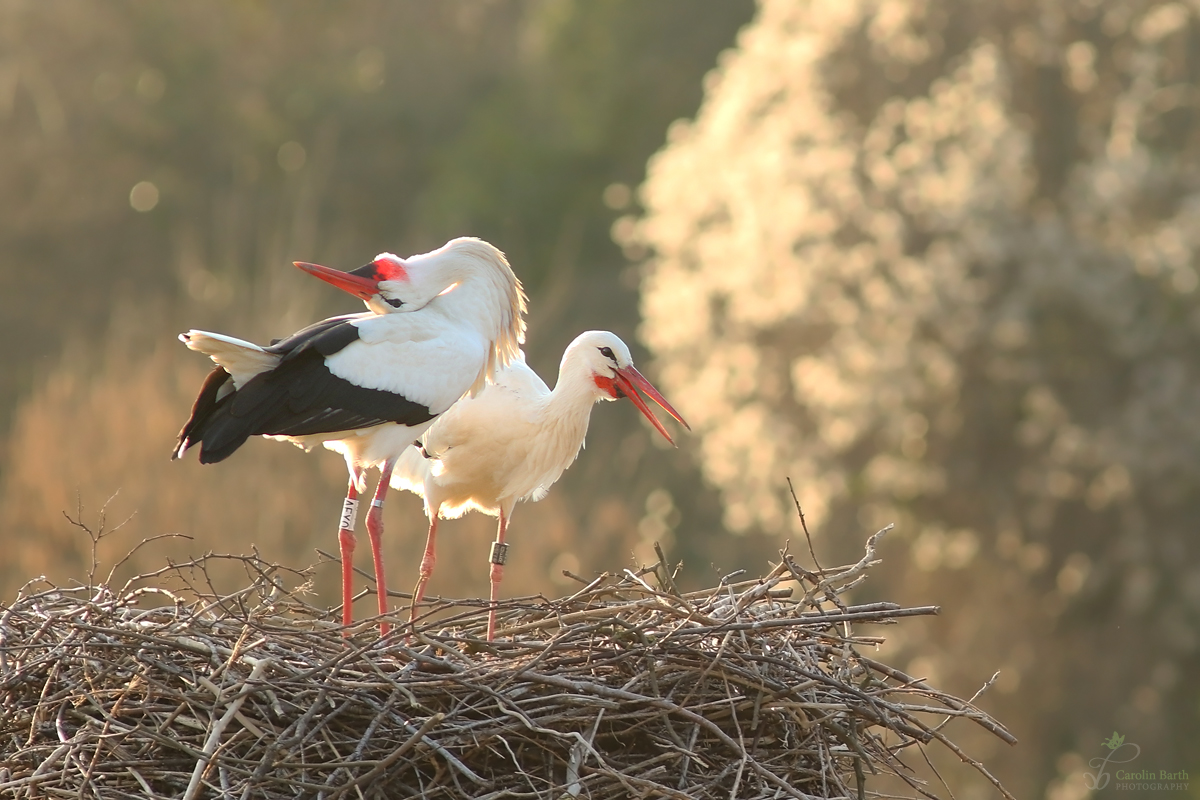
[2,1,1198,796]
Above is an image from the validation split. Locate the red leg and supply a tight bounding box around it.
[410,515,439,627]
[338,476,361,634]
[487,508,509,642]
[365,458,396,637]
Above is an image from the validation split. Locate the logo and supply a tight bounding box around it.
[1084,732,1188,792]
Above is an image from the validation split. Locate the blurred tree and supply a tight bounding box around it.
[638,0,1200,795]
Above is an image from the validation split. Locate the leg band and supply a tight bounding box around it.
[340,498,359,531]
[371,499,384,508]
[489,541,509,566]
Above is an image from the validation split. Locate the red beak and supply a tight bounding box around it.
[293,261,379,301]
[613,364,690,446]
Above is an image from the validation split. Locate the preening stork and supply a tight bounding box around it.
[171,237,527,635]
[392,330,689,640]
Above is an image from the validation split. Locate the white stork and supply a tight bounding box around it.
[391,330,688,640]
[172,237,527,636]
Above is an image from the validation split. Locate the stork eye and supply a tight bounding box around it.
[384,297,404,308]
[599,346,616,361]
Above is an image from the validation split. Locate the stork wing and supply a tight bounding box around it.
[177,315,437,464]
[230,317,437,439]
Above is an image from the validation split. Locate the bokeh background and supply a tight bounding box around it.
[1,1,1198,797]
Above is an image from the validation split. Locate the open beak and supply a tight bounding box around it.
[293,261,379,301]
[613,364,690,446]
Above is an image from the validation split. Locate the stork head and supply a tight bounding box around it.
[566,331,690,445]
[295,238,527,395]
[293,255,414,315]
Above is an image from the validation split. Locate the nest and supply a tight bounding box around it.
[0,527,1015,799]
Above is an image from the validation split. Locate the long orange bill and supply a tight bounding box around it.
[613,364,690,446]
[294,261,379,301]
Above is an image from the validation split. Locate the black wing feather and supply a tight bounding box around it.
[171,365,233,460]
[264,315,360,357]
[173,316,436,464]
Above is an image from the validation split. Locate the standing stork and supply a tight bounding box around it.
[391,330,688,640]
[172,237,526,635]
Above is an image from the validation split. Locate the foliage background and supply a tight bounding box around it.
[1,1,1197,797]
[636,0,1200,796]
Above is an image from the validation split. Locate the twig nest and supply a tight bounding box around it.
[0,535,1014,799]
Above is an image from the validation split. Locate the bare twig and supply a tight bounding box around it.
[62,491,135,585]
[786,477,824,575]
